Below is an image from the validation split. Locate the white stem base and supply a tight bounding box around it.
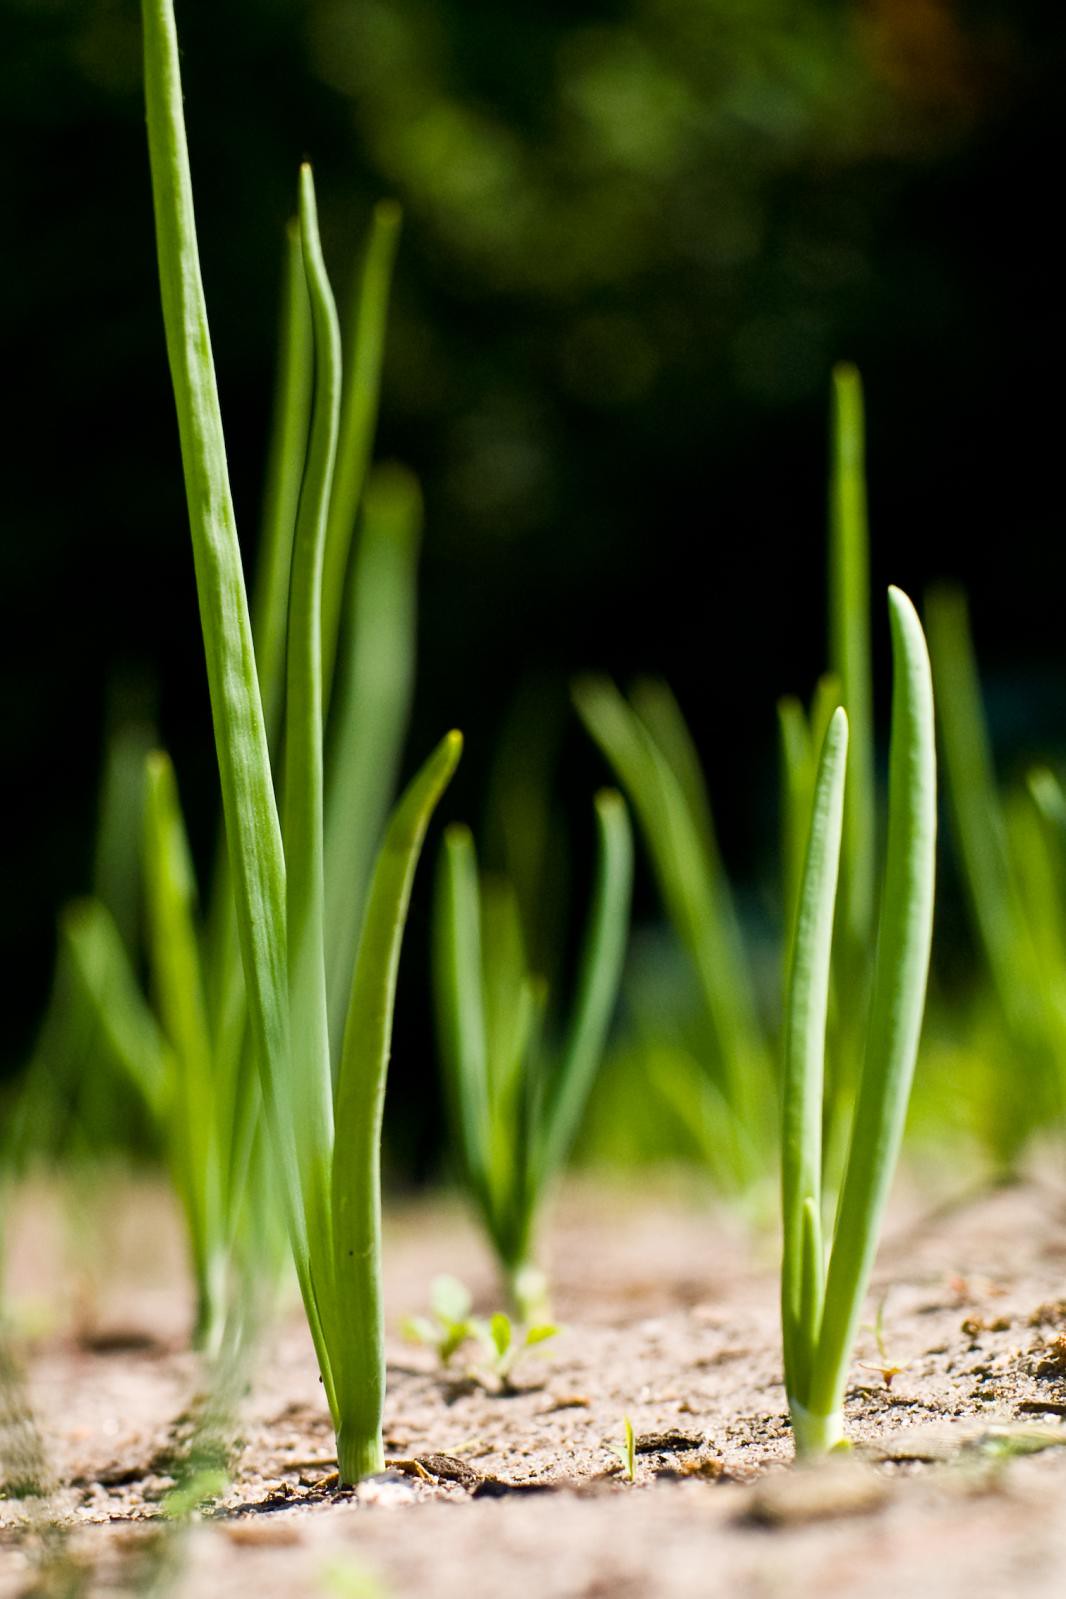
[336,1426,385,1485]
[789,1399,848,1457]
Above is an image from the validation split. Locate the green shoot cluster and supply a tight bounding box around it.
[20,125,413,1361]
[781,590,936,1454]
[574,367,879,1196]
[433,792,632,1317]
[142,0,459,1481]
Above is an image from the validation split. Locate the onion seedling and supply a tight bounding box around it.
[142,0,460,1480]
[23,135,412,1358]
[433,792,632,1319]
[781,588,936,1456]
[576,366,881,1198]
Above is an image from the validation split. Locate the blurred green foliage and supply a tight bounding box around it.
[4,1,1064,1167]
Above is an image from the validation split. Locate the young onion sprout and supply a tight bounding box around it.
[781,588,936,1455]
[142,0,459,1480]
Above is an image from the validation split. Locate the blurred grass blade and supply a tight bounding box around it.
[538,790,633,1183]
[573,674,770,1170]
[483,681,568,979]
[480,890,540,1270]
[828,364,875,976]
[325,464,421,1059]
[481,877,533,1123]
[1029,767,1066,838]
[926,587,1044,1054]
[143,751,224,1345]
[60,899,170,1122]
[1007,782,1066,1097]
[92,716,155,952]
[781,707,847,1410]
[434,824,492,1205]
[321,202,403,708]
[629,679,716,863]
[331,730,462,1483]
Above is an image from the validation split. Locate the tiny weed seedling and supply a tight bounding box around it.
[781,589,936,1456]
[610,1416,636,1483]
[482,1311,559,1386]
[403,1277,558,1387]
[433,793,632,1318]
[858,1297,908,1389]
[142,0,460,1480]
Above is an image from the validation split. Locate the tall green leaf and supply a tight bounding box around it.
[281,166,342,1276]
[331,730,462,1482]
[142,0,302,1276]
[780,708,847,1402]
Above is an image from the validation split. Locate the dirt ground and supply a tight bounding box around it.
[4,1170,1066,1597]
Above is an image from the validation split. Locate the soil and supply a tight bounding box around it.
[4,1171,1066,1596]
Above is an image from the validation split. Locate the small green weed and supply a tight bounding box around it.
[403,1276,558,1386]
[609,1415,636,1483]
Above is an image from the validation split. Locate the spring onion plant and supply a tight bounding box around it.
[24,4,414,1356]
[781,588,936,1456]
[574,367,878,1193]
[142,0,460,1480]
[433,793,632,1318]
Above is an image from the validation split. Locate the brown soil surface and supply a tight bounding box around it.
[4,1172,1066,1596]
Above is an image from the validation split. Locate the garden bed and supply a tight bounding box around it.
[3,1174,1066,1596]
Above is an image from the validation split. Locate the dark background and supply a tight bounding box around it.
[3,1,1064,1149]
